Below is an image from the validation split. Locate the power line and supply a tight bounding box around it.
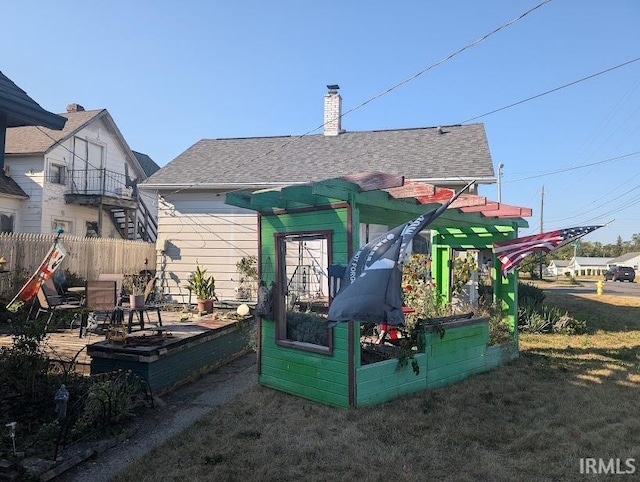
[462,56,640,123]
[169,0,553,193]
[503,150,640,184]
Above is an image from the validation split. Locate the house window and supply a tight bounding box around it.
[50,164,66,185]
[85,221,99,237]
[0,214,14,233]
[274,230,333,353]
[52,219,73,234]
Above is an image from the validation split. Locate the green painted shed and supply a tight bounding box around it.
[226,172,531,408]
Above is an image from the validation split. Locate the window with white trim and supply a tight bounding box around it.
[52,219,73,234]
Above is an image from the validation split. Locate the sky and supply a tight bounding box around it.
[2,0,639,245]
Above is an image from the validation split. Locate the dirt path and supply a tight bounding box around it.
[56,353,258,481]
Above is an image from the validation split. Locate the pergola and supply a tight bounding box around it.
[227,172,532,407]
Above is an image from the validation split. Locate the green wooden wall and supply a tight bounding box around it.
[259,207,352,408]
[356,320,490,406]
[425,321,489,389]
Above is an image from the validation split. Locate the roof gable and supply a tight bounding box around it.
[143,124,495,188]
[5,108,105,154]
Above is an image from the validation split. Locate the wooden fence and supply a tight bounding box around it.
[0,233,157,300]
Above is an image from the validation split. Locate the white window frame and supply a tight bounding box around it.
[52,219,73,235]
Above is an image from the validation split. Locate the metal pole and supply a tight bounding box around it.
[539,185,544,279]
[497,162,504,203]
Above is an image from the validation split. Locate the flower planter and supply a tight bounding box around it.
[130,294,145,309]
[197,298,214,314]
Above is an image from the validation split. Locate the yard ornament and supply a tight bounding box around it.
[327,181,474,327]
[7,228,67,311]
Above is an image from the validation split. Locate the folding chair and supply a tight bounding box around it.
[81,280,119,337]
[28,278,83,331]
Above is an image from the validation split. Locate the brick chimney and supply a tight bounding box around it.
[323,85,342,136]
[66,103,85,112]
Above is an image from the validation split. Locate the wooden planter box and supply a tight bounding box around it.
[260,315,518,408]
[88,320,251,395]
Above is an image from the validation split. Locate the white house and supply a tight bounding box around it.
[4,104,159,241]
[141,86,499,304]
[546,259,571,277]
[607,252,640,271]
[568,256,611,276]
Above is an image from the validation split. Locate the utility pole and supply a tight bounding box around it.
[539,186,544,279]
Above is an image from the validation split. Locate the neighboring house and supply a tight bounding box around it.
[568,256,611,276]
[4,103,159,241]
[141,86,498,303]
[607,252,640,271]
[547,259,571,277]
[0,70,67,232]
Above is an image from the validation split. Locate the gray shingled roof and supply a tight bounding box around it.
[0,71,66,129]
[133,151,161,177]
[5,109,105,154]
[142,124,495,188]
[608,252,640,264]
[0,172,28,198]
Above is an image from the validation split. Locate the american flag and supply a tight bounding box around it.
[492,225,602,277]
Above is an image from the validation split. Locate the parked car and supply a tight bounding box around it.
[603,266,636,282]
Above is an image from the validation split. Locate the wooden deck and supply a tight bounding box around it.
[0,310,241,374]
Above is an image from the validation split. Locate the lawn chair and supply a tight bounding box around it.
[52,271,83,304]
[80,280,119,337]
[97,273,125,305]
[27,278,83,331]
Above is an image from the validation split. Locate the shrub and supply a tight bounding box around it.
[518,300,586,335]
[286,311,329,346]
[518,302,551,333]
[518,282,546,307]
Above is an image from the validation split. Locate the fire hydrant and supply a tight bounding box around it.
[596,280,604,296]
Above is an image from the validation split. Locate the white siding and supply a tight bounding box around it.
[0,196,23,232]
[155,191,258,303]
[4,155,45,232]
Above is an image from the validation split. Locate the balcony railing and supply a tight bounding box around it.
[66,168,133,198]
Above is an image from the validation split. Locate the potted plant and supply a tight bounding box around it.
[123,273,148,309]
[185,264,217,313]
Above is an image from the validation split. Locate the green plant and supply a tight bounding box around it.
[235,255,259,299]
[285,311,329,346]
[236,256,258,282]
[402,254,449,320]
[185,264,216,300]
[517,281,546,306]
[452,253,478,296]
[123,273,148,295]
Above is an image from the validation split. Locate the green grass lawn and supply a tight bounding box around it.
[114,292,640,481]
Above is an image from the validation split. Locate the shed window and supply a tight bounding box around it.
[275,231,333,353]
